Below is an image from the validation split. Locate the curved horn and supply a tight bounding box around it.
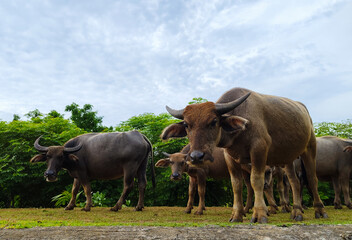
[64,142,83,153]
[34,136,49,152]
[166,106,184,120]
[162,152,171,157]
[215,92,251,115]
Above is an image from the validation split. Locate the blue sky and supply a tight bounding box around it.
[0,0,351,126]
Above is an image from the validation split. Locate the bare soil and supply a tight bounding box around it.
[1,224,352,240]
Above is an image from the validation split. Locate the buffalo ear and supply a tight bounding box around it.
[160,122,187,140]
[343,146,352,152]
[220,116,248,133]
[155,158,171,168]
[30,154,46,163]
[68,154,79,162]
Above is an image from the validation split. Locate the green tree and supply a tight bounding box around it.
[65,103,106,132]
[12,114,20,121]
[314,120,352,138]
[47,110,64,119]
[25,109,43,121]
[0,115,86,208]
[188,97,208,105]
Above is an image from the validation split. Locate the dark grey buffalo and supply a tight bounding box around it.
[30,131,155,212]
[161,87,327,223]
[295,136,352,209]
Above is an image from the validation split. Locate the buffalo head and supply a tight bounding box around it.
[161,92,250,164]
[30,136,82,182]
[155,152,188,181]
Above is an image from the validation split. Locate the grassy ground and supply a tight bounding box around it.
[0,206,351,229]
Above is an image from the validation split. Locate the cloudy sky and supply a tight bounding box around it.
[0,0,351,127]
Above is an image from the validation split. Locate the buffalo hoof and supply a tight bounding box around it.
[110,207,119,212]
[194,211,203,215]
[314,211,328,219]
[346,204,352,209]
[250,216,268,224]
[64,206,74,211]
[281,205,291,213]
[334,203,342,209]
[184,209,192,214]
[135,205,144,211]
[229,217,243,223]
[294,215,303,221]
[268,207,277,215]
[81,208,90,212]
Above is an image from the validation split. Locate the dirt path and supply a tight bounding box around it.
[1,224,352,240]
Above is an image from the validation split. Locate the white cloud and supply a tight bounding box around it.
[0,0,351,125]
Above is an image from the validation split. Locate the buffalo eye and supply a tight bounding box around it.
[183,122,188,129]
[210,118,217,127]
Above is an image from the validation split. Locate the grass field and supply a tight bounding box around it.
[0,206,351,229]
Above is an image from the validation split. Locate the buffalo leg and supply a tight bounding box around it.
[340,173,352,209]
[111,173,134,212]
[243,171,253,213]
[224,151,245,222]
[284,163,304,220]
[277,172,291,213]
[195,171,206,215]
[81,182,92,211]
[65,178,81,210]
[185,177,197,213]
[249,143,269,224]
[135,167,147,211]
[264,182,278,214]
[301,144,328,219]
[332,177,342,209]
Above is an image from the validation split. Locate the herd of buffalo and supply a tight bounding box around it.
[30,87,352,224]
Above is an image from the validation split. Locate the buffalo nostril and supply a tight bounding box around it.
[190,151,204,162]
[44,170,55,177]
[172,173,180,178]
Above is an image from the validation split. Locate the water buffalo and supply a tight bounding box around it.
[155,145,286,215]
[295,136,352,209]
[155,145,231,215]
[30,131,155,212]
[161,87,326,223]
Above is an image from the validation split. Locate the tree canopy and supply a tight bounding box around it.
[0,103,351,209]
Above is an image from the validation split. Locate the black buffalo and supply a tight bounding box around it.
[30,131,155,212]
[295,136,352,209]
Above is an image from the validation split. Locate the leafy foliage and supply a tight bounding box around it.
[0,113,85,208]
[65,103,110,132]
[0,102,351,210]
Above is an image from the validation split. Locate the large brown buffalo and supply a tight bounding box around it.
[295,136,352,209]
[155,145,286,215]
[30,131,155,212]
[161,87,327,223]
